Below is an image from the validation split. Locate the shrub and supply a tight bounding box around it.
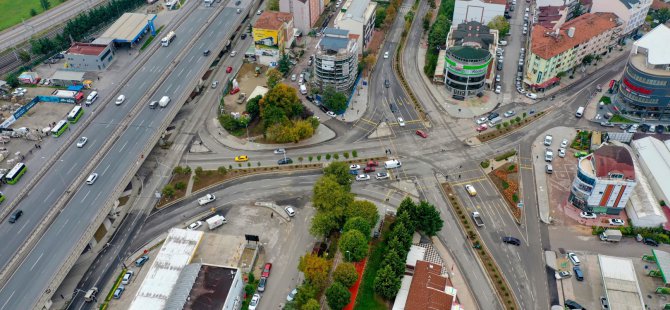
[217,166,227,175]
[508,164,516,171]
[317,155,322,161]
[494,150,517,161]
[334,153,340,160]
[309,156,313,162]
[175,181,186,190]
[512,193,519,203]
[326,154,331,160]
[195,166,204,176]
[503,121,509,128]
[352,150,358,157]
[480,160,490,168]
[496,124,502,130]
[298,156,304,162]
[502,180,509,189]
[257,161,261,166]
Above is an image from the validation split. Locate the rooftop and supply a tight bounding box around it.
[50,71,86,81]
[451,21,495,49]
[598,255,645,310]
[652,250,670,285]
[631,136,670,204]
[448,45,491,62]
[633,24,670,65]
[98,13,156,43]
[593,144,635,180]
[531,12,618,60]
[182,265,238,310]
[66,43,108,56]
[254,11,292,30]
[323,28,350,37]
[404,261,457,310]
[339,0,373,22]
[652,0,670,10]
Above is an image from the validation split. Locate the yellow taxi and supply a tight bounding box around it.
[234,155,249,162]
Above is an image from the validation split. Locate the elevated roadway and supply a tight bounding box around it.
[0,0,255,308]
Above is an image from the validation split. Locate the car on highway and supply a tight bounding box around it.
[257,277,267,292]
[149,100,158,109]
[135,255,149,267]
[77,137,88,148]
[476,124,488,132]
[274,148,286,154]
[8,210,23,224]
[503,110,515,118]
[86,173,99,185]
[115,95,125,105]
[356,174,370,181]
[544,149,553,162]
[284,206,296,217]
[568,252,580,265]
[465,184,477,196]
[384,79,390,88]
[350,164,361,170]
[113,286,125,299]
[234,155,248,162]
[211,80,219,88]
[544,135,553,146]
[203,50,210,56]
[560,139,568,149]
[375,172,389,180]
[558,148,566,158]
[326,111,336,117]
[579,212,597,219]
[415,130,428,138]
[287,288,298,301]
[122,270,134,285]
[609,218,625,226]
[502,236,521,246]
[397,117,405,127]
[249,294,261,310]
[226,66,233,73]
[262,263,272,278]
[187,221,203,230]
[278,158,293,165]
[384,51,389,59]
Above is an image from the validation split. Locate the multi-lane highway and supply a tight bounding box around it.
[0,1,255,307]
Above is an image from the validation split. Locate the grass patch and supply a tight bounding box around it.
[0,0,65,32]
[571,130,591,151]
[494,150,517,161]
[354,216,393,310]
[140,25,164,51]
[599,96,611,104]
[610,114,634,123]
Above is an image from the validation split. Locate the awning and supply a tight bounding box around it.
[530,77,560,88]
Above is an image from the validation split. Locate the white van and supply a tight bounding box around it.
[299,84,307,95]
[384,159,402,169]
[86,173,98,185]
[575,106,585,118]
[85,91,98,105]
[159,96,170,108]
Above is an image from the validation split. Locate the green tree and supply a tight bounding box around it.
[162,185,175,198]
[310,212,341,237]
[487,16,510,37]
[302,299,320,310]
[293,283,317,308]
[268,0,279,10]
[217,166,228,175]
[246,95,262,118]
[261,83,304,119]
[333,262,359,287]
[325,282,351,310]
[30,8,38,16]
[389,222,412,253]
[373,264,401,299]
[323,161,353,190]
[344,200,379,227]
[653,8,670,25]
[375,7,386,28]
[266,68,283,89]
[278,54,291,75]
[382,249,405,276]
[343,217,371,239]
[18,50,31,63]
[322,86,348,113]
[298,254,331,290]
[313,175,353,215]
[40,0,51,11]
[260,105,288,128]
[339,230,369,262]
[195,166,204,176]
[582,54,595,65]
[415,201,443,236]
[5,73,19,88]
[423,11,432,32]
[174,181,186,190]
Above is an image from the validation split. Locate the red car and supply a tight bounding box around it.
[364,166,375,173]
[367,160,378,167]
[226,66,233,73]
[415,130,428,138]
[476,124,488,132]
[262,263,272,278]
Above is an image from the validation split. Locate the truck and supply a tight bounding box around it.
[206,214,227,230]
[471,212,484,227]
[599,229,622,242]
[159,96,170,108]
[161,31,176,47]
[198,193,216,206]
[384,159,401,169]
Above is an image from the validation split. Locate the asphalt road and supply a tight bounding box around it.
[0,3,250,308]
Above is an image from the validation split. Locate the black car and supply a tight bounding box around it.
[487,112,500,120]
[241,33,247,39]
[502,236,521,246]
[389,103,398,113]
[640,124,650,132]
[318,105,328,113]
[306,95,314,102]
[656,125,665,134]
[384,79,390,88]
[8,210,23,223]
[644,238,659,247]
[278,158,293,165]
[564,299,584,309]
[203,50,211,56]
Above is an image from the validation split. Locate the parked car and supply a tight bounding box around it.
[609,219,625,226]
[476,117,489,125]
[375,172,389,180]
[249,293,261,310]
[211,80,219,88]
[579,212,597,219]
[326,111,336,117]
[558,148,566,158]
[356,174,370,181]
[544,149,554,162]
[487,112,500,120]
[257,277,267,292]
[560,139,568,148]
[367,160,379,167]
[187,221,203,230]
[568,252,580,265]
[601,296,609,309]
[226,66,233,73]
[122,271,134,285]
[135,255,150,267]
[544,135,553,146]
[545,164,553,174]
[384,51,389,59]
[113,286,125,299]
[363,166,375,173]
[564,299,584,310]
[397,117,405,127]
[555,270,571,279]
[476,124,488,132]
[573,266,584,281]
[644,238,659,247]
[350,164,361,170]
[415,130,428,138]
[287,288,298,301]
[284,206,296,217]
[503,110,515,118]
[262,263,272,278]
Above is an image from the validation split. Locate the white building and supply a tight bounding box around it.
[598,255,646,309]
[333,0,376,54]
[590,0,652,36]
[568,144,637,214]
[631,136,670,208]
[452,0,507,27]
[314,28,359,93]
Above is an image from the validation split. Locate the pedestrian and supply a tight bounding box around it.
[270,212,273,218]
[458,174,461,179]
[60,294,64,299]
[97,77,100,81]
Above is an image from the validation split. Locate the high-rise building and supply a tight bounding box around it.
[333,0,376,54]
[590,0,652,36]
[313,28,359,93]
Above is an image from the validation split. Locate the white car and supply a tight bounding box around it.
[568,252,580,265]
[197,194,216,206]
[560,139,568,149]
[326,111,336,117]
[579,212,597,219]
[291,74,296,81]
[115,95,125,105]
[516,87,526,94]
[503,110,515,118]
[350,164,361,170]
[609,219,625,226]
[121,270,134,285]
[495,85,501,94]
[545,149,554,162]
[375,172,389,180]
[187,221,203,230]
[476,117,489,125]
[274,148,286,154]
[356,174,370,181]
[397,117,405,127]
[495,75,501,82]
[558,148,566,158]
[77,137,88,148]
[284,206,296,217]
[211,80,219,88]
[249,294,261,310]
[544,135,553,146]
[257,9,263,15]
[287,288,298,301]
[230,51,237,57]
[526,93,537,99]
[384,51,389,59]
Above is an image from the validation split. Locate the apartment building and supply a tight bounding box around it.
[253,12,294,67]
[313,28,359,93]
[280,0,323,35]
[526,12,620,90]
[590,0,652,36]
[333,0,376,54]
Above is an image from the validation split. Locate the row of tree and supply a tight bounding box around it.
[424,0,455,77]
[373,197,443,298]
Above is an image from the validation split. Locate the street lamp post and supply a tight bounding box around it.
[345,250,351,261]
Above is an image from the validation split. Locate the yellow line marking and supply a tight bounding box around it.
[450,177,488,186]
[360,118,376,125]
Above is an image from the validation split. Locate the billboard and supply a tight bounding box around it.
[253,28,282,47]
[445,58,491,76]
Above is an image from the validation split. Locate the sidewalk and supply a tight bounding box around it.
[339,76,368,123]
[430,236,478,309]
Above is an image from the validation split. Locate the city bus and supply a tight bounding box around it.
[67,106,84,124]
[5,162,27,185]
[51,120,69,137]
[161,31,176,47]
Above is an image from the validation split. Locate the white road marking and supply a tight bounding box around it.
[57,219,70,234]
[119,141,128,153]
[1,290,15,310]
[94,192,102,203]
[102,163,111,176]
[30,253,44,271]
[65,163,76,175]
[165,83,173,93]
[81,190,90,203]
[16,221,29,235]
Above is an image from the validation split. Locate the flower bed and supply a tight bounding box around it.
[478,111,546,142]
[489,162,522,220]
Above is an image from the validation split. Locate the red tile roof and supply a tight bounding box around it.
[593,145,635,180]
[405,261,456,310]
[67,43,108,56]
[254,11,293,30]
[652,0,670,10]
[531,12,618,60]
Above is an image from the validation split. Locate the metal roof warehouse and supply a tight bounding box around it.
[93,13,157,46]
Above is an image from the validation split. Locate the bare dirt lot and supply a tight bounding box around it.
[222,63,269,114]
